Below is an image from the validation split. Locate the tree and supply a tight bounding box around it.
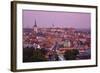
[32,49,48,62]
[64,49,79,60]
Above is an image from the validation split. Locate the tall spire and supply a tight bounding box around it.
[33,19,38,33]
[52,24,54,28]
[34,19,37,27]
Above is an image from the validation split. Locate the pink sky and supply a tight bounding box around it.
[23,10,91,29]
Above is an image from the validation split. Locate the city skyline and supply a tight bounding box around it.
[23,10,91,29]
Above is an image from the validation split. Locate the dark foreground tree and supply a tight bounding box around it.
[32,49,48,62]
[64,49,79,60]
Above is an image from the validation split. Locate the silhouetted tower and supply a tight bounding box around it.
[52,24,54,28]
[33,19,38,33]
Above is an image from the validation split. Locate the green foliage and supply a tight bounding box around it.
[64,49,79,60]
[32,49,48,62]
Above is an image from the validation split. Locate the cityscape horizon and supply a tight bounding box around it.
[23,10,91,29]
[23,10,91,62]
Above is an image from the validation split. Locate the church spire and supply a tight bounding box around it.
[34,19,37,27]
[33,19,38,33]
[52,24,54,28]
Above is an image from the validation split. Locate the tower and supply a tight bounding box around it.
[52,24,54,28]
[33,19,38,33]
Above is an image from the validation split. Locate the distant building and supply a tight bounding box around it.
[33,20,38,33]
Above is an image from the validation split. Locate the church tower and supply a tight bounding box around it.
[33,19,38,33]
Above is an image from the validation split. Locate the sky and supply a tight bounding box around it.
[23,10,91,29]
